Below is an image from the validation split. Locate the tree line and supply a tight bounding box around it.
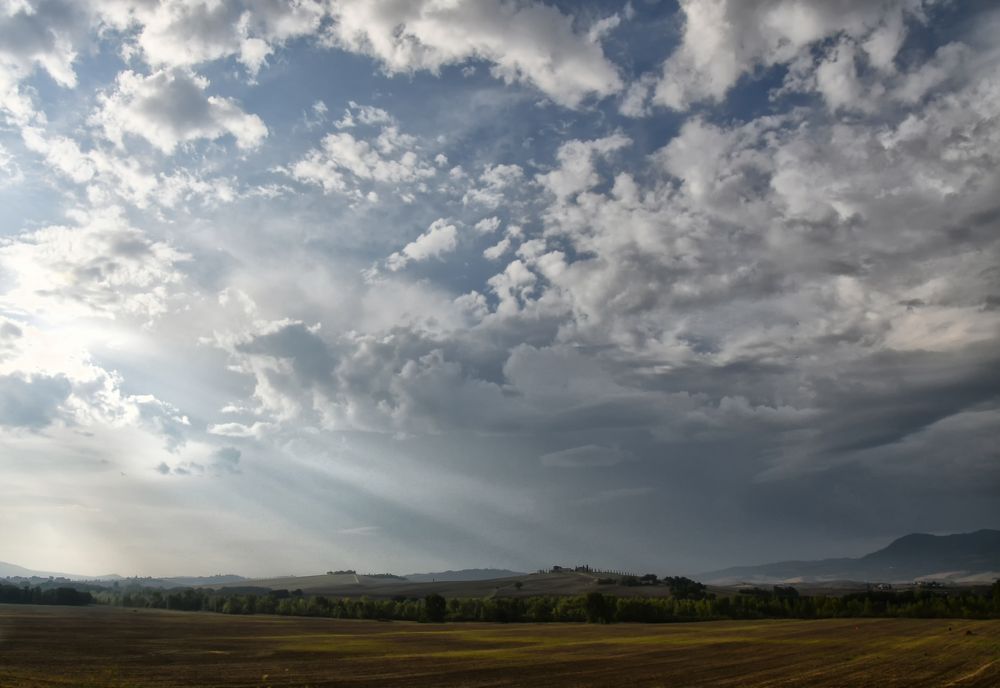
[0,583,93,606]
[7,578,998,623]
[87,580,1000,623]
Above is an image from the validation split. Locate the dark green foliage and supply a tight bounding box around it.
[772,586,799,598]
[84,579,1000,625]
[663,576,711,600]
[423,593,447,622]
[0,583,92,606]
[584,592,615,623]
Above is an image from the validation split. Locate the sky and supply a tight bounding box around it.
[0,0,998,579]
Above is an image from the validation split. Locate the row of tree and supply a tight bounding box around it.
[0,583,93,606]
[91,581,1000,623]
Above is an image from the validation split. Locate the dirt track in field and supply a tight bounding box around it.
[1,604,998,687]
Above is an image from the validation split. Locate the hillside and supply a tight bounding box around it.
[209,569,685,599]
[700,530,1000,584]
[403,569,525,582]
[0,561,119,581]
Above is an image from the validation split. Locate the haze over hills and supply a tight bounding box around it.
[0,561,121,581]
[699,530,1000,584]
[6,530,997,590]
[403,569,525,583]
[0,561,244,588]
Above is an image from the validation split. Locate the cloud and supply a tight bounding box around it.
[643,0,929,111]
[0,0,88,89]
[474,216,501,234]
[483,237,511,261]
[0,207,189,321]
[97,0,329,77]
[462,164,525,208]
[537,133,631,200]
[0,0,99,128]
[20,123,243,210]
[1,0,997,575]
[540,445,627,469]
[578,487,653,505]
[386,219,458,271]
[0,142,24,185]
[287,107,436,198]
[0,373,71,429]
[334,100,393,129]
[207,421,274,439]
[324,0,623,108]
[91,68,267,153]
[156,446,242,477]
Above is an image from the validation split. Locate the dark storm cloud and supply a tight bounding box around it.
[802,344,1000,458]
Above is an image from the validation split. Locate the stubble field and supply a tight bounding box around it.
[1,604,998,687]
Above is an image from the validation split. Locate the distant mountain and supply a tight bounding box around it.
[0,560,119,581]
[1,560,61,579]
[0,561,247,587]
[403,568,525,582]
[700,530,1000,584]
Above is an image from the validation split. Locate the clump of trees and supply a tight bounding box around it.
[662,576,710,600]
[0,583,93,606]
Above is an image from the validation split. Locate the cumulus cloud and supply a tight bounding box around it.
[482,237,511,261]
[0,0,98,129]
[0,311,194,453]
[288,105,436,198]
[334,100,393,129]
[91,68,267,153]
[387,219,458,271]
[0,207,189,321]
[96,0,328,76]
[462,163,525,208]
[0,0,88,89]
[642,0,931,111]
[537,133,631,200]
[474,216,501,234]
[324,0,623,107]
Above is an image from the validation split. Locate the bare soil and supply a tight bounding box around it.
[1,604,998,687]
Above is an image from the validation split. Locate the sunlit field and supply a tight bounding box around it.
[2,605,998,687]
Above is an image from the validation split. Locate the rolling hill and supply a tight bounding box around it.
[700,529,1000,584]
[0,561,120,581]
[403,568,525,582]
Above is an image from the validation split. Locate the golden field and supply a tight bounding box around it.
[1,604,998,687]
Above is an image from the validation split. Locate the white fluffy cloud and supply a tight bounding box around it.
[537,133,631,200]
[0,0,87,89]
[96,0,329,76]
[324,0,623,107]
[636,0,931,112]
[462,163,525,208]
[0,207,189,321]
[91,68,267,153]
[289,103,436,198]
[387,218,458,271]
